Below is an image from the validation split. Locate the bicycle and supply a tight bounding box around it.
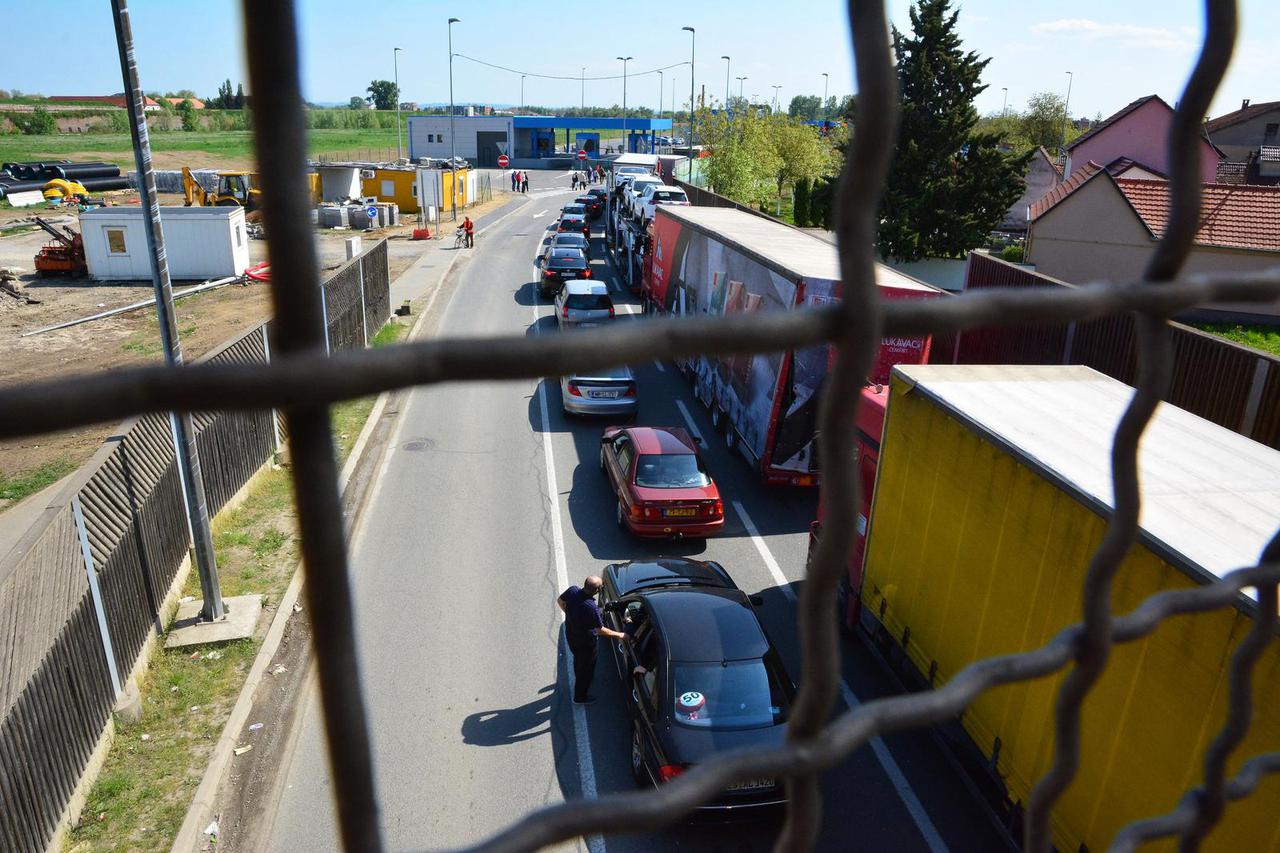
[453,227,465,249]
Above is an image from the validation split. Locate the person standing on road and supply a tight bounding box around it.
[521,172,529,193]
[462,215,475,248]
[510,170,517,192]
[558,576,628,704]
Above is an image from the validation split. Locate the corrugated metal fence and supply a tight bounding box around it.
[941,254,1280,449]
[0,239,389,852]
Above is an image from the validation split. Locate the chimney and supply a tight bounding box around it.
[1242,98,1251,110]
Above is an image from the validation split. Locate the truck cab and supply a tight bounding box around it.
[808,383,888,630]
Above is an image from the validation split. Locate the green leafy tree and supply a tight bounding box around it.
[1021,91,1069,153]
[20,107,56,135]
[367,80,399,111]
[697,106,781,207]
[767,118,836,209]
[878,0,1031,261]
[177,99,198,131]
[787,94,821,120]
[234,83,246,109]
[793,177,812,226]
[348,95,368,110]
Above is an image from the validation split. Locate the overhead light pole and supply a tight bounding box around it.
[735,76,747,106]
[658,69,664,120]
[393,46,403,160]
[682,26,695,180]
[520,74,526,113]
[771,84,781,115]
[617,56,632,152]
[1060,70,1074,158]
[720,55,730,109]
[447,17,459,220]
[581,67,585,112]
[1001,86,1008,118]
[821,71,829,119]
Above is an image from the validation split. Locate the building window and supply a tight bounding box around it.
[427,133,434,142]
[106,228,127,254]
[438,133,446,144]
[235,226,243,248]
[381,179,395,196]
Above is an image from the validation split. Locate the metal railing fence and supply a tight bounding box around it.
[0,1,1277,851]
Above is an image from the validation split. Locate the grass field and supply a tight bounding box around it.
[1196,323,1280,358]
[0,127,403,169]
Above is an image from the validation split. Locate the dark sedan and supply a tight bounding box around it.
[599,558,793,815]
[538,247,590,299]
[576,194,604,219]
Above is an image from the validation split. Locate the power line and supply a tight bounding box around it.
[452,53,689,82]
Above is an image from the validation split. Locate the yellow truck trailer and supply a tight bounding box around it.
[859,364,1280,851]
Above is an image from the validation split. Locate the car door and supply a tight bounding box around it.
[604,432,632,498]
[628,619,665,783]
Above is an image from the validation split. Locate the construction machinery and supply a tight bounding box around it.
[33,216,87,276]
[182,166,262,214]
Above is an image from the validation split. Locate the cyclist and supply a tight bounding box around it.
[463,216,475,248]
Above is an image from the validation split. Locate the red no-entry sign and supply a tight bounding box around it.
[497,154,510,168]
[577,150,588,161]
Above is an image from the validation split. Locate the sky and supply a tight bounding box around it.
[3,1,1277,120]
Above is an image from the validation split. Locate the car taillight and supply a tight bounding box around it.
[567,383,582,397]
[623,385,636,397]
[659,765,684,783]
[710,499,723,517]
[561,305,569,317]
[608,305,615,317]
[582,268,592,278]
[643,504,658,520]
[630,503,642,519]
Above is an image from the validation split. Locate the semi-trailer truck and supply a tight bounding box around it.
[847,363,1280,851]
[643,205,942,485]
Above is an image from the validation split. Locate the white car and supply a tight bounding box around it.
[635,184,690,223]
[611,165,651,189]
[623,175,664,217]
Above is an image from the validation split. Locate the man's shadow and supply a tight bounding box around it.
[460,685,554,746]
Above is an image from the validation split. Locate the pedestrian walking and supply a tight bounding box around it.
[521,173,529,193]
[462,215,475,248]
[557,576,629,704]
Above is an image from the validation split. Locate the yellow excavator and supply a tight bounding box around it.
[182,166,262,215]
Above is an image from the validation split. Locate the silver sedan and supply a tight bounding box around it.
[560,365,637,418]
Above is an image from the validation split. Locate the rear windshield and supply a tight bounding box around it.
[672,660,788,731]
[651,191,686,202]
[617,167,647,174]
[554,234,587,246]
[550,256,587,269]
[565,293,612,311]
[562,205,586,215]
[633,453,709,488]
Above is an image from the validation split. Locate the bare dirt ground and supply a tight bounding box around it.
[0,190,514,496]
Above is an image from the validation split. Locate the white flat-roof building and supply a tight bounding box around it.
[408,116,513,167]
[80,206,250,281]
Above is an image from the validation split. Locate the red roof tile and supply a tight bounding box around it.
[1206,100,1280,134]
[1028,161,1103,220]
[1114,179,1280,253]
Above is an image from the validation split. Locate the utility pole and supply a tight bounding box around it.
[520,74,526,113]
[110,0,223,622]
[617,56,632,152]
[1001,86,1008,118]
[581,67,585,112]
[393,47,403,160]
[771,85,781,115]
[658,69,663,120]
[683,26,695,180]
[721,55,730,109]
[448,17,459,221]
[821,71,829,119]
[1060,71,1074,160]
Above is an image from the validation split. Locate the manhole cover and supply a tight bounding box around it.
[401,438,437,452]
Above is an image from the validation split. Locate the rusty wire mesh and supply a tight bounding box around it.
[1,0,1279,851]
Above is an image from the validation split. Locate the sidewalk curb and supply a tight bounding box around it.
[170,195,531,853]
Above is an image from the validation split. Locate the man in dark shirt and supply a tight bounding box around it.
[558,576,628,704]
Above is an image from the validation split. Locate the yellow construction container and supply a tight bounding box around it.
[361,167,419,213]
[860,364,1280,852]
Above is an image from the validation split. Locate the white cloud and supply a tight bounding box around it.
[1031,18,1197,52]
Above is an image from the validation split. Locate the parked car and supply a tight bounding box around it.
[624,176,665,217]
[599,426,724,537]
[539,247,590,299]
[560,365,637,418]
[597,557,791,812]
[576,194,604,219]
[555,279,614,329]
[558,212,590,236]
[635,184,690,223]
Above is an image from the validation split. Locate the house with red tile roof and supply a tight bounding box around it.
[1206,98,1280,186]
[1065,95,1221,185]
[163,97,205,109]
[1026,172,1280,320]
[48,94,160,111]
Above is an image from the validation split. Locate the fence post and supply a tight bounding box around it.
[262,324,283,452]
[358,256,369,348]
[1240,359,1270,437]
[320,283,332,356]
[1062,322,1078,364]
[73,495,123,697]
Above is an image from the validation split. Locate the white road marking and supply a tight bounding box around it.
[652,360,665,373]
[532,299,606,853]
[731,500,948,853]
[533,209,547,218]
[674,399,704,443]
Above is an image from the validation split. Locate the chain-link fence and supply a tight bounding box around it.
[0,1,1278,851]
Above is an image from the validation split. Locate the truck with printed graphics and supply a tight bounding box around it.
[642,205,942,485]
[845,363,1280,852]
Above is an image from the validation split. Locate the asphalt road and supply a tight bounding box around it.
[267,169,1011,853]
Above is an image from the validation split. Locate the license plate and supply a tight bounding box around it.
[590,390,620,399]
[727,778,775,792]
[664,508,697,518]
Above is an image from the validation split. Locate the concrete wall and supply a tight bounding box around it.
[1001,149,1059,232]
[1067,98,1219,184]
[1208,106,1280,162]
[407,116,513,161]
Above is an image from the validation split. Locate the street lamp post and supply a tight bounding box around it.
[721,55,730,109]
[1001,86,1008,118]
[821,71,829,119]
[617,56,632,152]
[1060,71,1074,159]
[735,76,747,106]
[658,69,663,120]
[682,26,695,180]
[771,84,781,115]
[520,74,526,113]
[447,17,459,221]
[581,67,585,112]
[393,47,403,160]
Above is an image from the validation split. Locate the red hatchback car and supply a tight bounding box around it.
[599,426,724,538]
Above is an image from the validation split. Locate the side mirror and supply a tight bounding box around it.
[748,594,765,607]
[603,600,625,614]
[694,436,705,446]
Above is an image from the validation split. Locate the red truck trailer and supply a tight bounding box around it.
[644,205,942,485]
